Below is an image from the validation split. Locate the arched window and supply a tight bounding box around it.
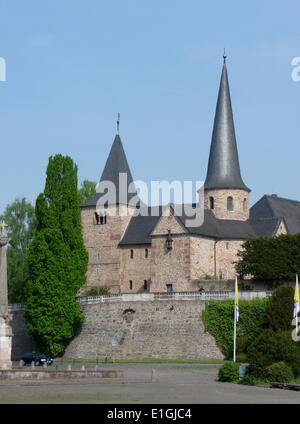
[145,248,149,259]
[144,280,148,291]
[129,280,133,290]
[130,250,134,259]
[227,196,234,211]
[209,197,214,210]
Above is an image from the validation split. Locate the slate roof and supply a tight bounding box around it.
[119,205,258,245]
[204,60,250,192]
[81,134,137,208]
[251,195,300,234]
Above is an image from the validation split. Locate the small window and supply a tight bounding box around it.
[145,248,149,259]
[227,196,234,211]
[243,198,247,212]
[144,280,148,291]
[166,284,173,294]
[209,197,214,210]
[130,250,134,259]
[95,212,107,225]
[226,242,229,250]
[129,280,133,290]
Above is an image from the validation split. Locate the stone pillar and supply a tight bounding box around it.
[0,236,12,369]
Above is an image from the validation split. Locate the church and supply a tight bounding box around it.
[80,56,300,294]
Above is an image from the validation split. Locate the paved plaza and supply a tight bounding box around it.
[0,363,300,404]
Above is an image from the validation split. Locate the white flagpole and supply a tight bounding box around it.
[233,278,237,363]
[233,301,237,362]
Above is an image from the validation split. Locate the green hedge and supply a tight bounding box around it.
[202,298,268,359]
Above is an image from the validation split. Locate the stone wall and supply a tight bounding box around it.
[204,189,249,220]
[63,299,223,360]
[80,205,135,294]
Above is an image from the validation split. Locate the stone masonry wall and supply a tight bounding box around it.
[80,205,135,294]
[204,189,249,220]
[63,299,223,360]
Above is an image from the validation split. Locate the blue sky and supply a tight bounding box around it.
[1,0,300,212]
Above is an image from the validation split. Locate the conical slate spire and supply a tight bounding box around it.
[204,60,250,192]
[99,134,136,203]
[81,134,137,207]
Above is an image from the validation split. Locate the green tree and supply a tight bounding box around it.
[78,179,96,205]
[25,155,88,357]
[0,198,36,302]
[236,234,300,280]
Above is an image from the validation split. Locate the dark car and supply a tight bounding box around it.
[21,351,53,366]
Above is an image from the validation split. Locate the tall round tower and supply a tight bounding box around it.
[204,55,250,221]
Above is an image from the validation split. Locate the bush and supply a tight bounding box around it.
[265,362,294,383]
[83,286,110,296]
[218,362,240,382]
[265,285,294,331]
[239,373,269,386]
[246,330,300,378]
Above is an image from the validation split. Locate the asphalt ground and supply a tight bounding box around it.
[0,363,300,404]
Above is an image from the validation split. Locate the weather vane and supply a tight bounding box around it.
[117,113,120,134]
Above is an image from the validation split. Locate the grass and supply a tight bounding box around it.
[55,358,224,364]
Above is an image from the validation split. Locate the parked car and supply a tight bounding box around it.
[21,351,53,366]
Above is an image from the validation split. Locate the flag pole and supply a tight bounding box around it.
[233,276,238,363]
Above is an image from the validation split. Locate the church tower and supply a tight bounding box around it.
[204,55,250,221]
[80,122,138,293]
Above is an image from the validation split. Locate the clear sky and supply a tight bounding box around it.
[1,0,300,213]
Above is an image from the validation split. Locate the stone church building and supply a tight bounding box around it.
[80,58,300,294]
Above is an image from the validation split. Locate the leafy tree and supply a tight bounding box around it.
[25,155,88,357]
[0,198,36,302]
[236,234,300,280]
[78,179,96,205]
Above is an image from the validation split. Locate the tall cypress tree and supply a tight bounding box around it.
[25,155,88,357]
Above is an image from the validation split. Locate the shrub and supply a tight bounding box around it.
[83,286,110,296]
[218,362,240,382]
[265,362,294,383]
[246,330,300,378]
[239,373,269,386]
[265,285,294,331]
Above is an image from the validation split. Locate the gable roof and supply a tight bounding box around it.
[250,195,300,234]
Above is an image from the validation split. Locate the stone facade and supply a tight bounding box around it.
[204,189,249,221]
[81,205,135,294]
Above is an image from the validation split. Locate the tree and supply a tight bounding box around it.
[25,155,88,357]
[0,198,36,302]
[236,234,300,280]
[78,180,96,205]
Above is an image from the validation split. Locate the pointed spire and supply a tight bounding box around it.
[98,133,137,205]
[204,56,250,192]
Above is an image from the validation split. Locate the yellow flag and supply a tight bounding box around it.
[235,277,239,322]
[294,274,300,318]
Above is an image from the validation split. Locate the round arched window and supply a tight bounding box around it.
[227,196,234,211]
